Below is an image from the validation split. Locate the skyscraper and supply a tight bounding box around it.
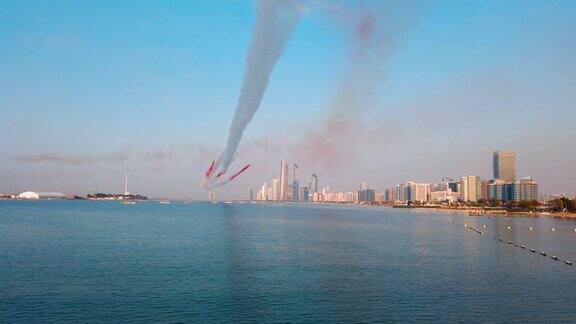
[271,178,281,201]
[311,174,318,194]
[460,176,481,202]
[493,151,516,183]
[261,182,268,201]
[291,180,300,201]
[280,160,289,201]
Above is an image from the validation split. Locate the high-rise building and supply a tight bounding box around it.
[271,178,281,201]
[487,179,506,201]
[358,188,376,203]
[280,160,289,200]
[411,183,430,203]
[514,177,539,201]
[360,181,368,190]
[300,186,310,202]
[397,183,412,202]
[311,174,318,194]
[460,176,481,202]
[503,182,515,201]
[384,187,397,202]
[480,180,488,201]
[261,182,268,201]
[493,151,516,183]
[291,180,300,201]
[488,177,539,201]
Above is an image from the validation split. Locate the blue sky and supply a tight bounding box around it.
[1,1,575,199]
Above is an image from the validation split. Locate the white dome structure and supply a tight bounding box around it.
[18,191,66,200]
[18,191,40,199]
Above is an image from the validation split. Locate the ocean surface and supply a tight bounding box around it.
[1,200,575,322]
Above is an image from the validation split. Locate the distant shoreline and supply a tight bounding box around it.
[2,198,575,220]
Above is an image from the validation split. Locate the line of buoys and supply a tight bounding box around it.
[413,214,573,267]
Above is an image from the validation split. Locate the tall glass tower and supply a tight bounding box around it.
[493,151,516,183]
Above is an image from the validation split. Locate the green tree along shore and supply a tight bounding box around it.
[464,198,576,213]
[548,197,576,213]
[393,198,576,214]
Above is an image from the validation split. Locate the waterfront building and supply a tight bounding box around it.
[514,177,539,201]
[280,160,289,200]
[503,182,515,201]
[411,183,430,203]
[384,187,397,202]
[311,174,319,194]
[347,192,357,202]
[487,177,539,202]
[487,179,506,201]
[395,182,429,203]
[357,188,376,203]
[396,182,412,202]
[300,186,310,202]
[271,178,281,201]
[480,180,488,201]
[395,185,404,202]
[291,180,300,201]
[261,182,268,201]
[313,192,324,202]
[493,151,516,183]
[460,176,481,202]
[429,189,459,203]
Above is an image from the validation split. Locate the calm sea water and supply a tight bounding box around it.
[1,200,575,322]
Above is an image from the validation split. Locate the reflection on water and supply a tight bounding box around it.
[0,201,575,322]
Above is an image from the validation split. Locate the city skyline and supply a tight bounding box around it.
[1,1,575,199]
[249,150,544,204]
[2,2,576,322]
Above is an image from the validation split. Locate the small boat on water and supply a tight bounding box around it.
[565,261,573,265]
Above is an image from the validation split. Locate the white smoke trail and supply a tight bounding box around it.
[203,0,302,188]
